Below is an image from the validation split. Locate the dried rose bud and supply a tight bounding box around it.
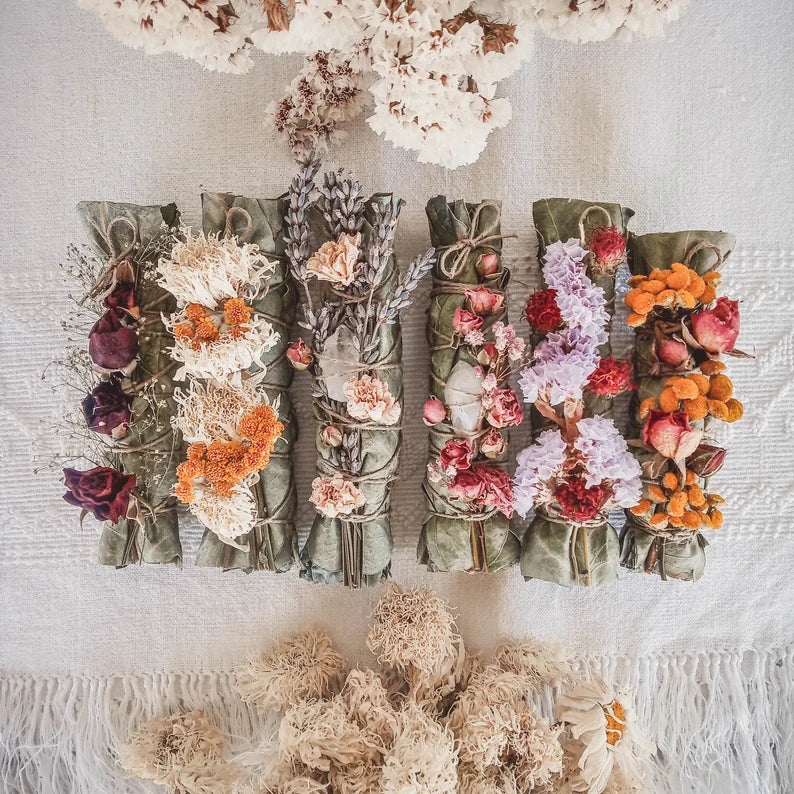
[480,427,506,459]
[286,339,313,370]
[643,410,703,461]
[691,297,740,353]
[477,343,498,366]
[82,379,132,439]
[476,252,499,277]
[423,398,446,426]
[322,425,343,448]
[88,309,139,374]
[687,444,727,477]
[657,338,690,366]
[104,281,138,317]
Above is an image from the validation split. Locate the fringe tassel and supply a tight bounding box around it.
[1,646,791,794]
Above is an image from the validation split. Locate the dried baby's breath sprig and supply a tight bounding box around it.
[236,631,346,713]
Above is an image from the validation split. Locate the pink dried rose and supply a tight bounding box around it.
[476,252,499,276]
[439,439,474,473]
[480,427,506,459]
[449,469,485,501]
[452,308,483,336]
[486,388,523,428]
[423,398,446,425]
[657,338,690,366]
[465,287,504,315]
[643,409,703,461]
[690,297,740,353]
[476,464,514,518]
[322,425,343,448]
[307,232,361,286]
[286,339,313,370]
[343,374,401,425]
[88,309,139,374]
[309,474,366,518]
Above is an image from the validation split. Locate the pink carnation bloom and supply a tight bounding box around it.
[344,374,401,425]
[310,474,366,518]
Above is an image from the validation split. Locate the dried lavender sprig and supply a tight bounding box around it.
[321,171,365,238]
[378,249,436,324]
[284,154,321,287]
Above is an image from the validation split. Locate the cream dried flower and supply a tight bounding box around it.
[174,379,276,445]
[343,374,401,426]
[306,233,361,286]
[168,313,279,382]
[187,483,257,547]
[367,584,465,698]
[119,709,240,794]
[309,474,366,518]
[556,676,654,794]
[494,636,578,692]
[158,227,276,307]
[236,631,346,712]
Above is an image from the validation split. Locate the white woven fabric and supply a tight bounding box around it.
[1,1,792,792]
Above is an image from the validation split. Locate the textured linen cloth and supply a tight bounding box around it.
[0,1,792,793]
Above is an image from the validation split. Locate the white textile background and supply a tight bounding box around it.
[1,1,793,792]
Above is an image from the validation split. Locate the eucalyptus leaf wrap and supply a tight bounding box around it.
[520,198,634,588]
[193,192,298,573]
[418,197,520,573]
[78,201,182,567]
[300,195,404,587]
[620,230,735,582]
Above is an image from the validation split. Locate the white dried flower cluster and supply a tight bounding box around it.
[189,481,259,549]
[82,0,689,169]
[158,228,276,307]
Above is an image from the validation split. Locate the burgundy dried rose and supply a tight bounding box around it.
[525,289,563,334]
[643,410,703,461]
[423,398,446,426]
[82,380,132,439]
[687,444,727,477]
[63,466,136,523]
[104,281,138,316]
[476,252,499,276]
[452,308,483,336]
[690,297,740,353]
[286,339,313,370]
[88,309,139,373]
[657,338,690,367]
[439,438,474,473]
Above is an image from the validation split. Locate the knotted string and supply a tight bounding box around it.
[85,213,139,302]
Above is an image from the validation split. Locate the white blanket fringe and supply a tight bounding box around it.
[1,646,791,794]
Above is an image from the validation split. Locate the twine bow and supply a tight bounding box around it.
[437,200,514,280]
[84,212,139,303]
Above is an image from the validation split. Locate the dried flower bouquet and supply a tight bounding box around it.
[158,204,294,570]
[62,201,183,566]
[516,199,639,587]
[419,196,522,573]
[122,585,655,794]
[621,231,744,581]
[183,192,300,572]
[285,159,434,587]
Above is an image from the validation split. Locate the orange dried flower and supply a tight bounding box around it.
[688,275,706,299]
[699,359,726,376]
[659,388,680,413]
[230,325,250,339]
[639,397,657,418]
[194,316,219,341]
[627,312,646,328]
[685,470,697,485]
[676,290,697,309]
[687,484,706,508]
[655,289,677,307]
[700,285,717,304]
[668,491,688,517]
[185,303,206,322]
[681,511,702,529]
[175,481,194,504]
[725,398,744,422]
[628,275,647,287]
[666,270,690,290]
[631,499,652,515]
[662,472,679,491]
[649,513,669,528]
[668,516,684,528]
[709,508,724,529]
[668,377,700,400]
[707,374,733,401]
[643,279,666,295]
[648,485,667,503]
[174,323,195,342]
[707,399,730,421]
[690,373,711,395]
[224,297,252,326]
[683,396,709,421]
